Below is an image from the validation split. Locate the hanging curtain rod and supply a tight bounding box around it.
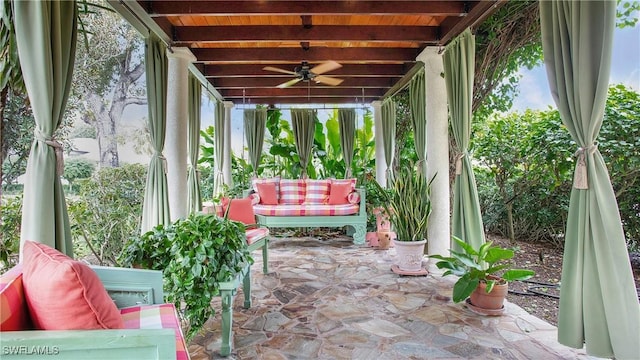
[237,106,370,111]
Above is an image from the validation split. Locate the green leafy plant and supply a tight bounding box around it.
[371,165,434,241]
[430,237,535,303]
[120,212,253,340]
[0,195,21,269]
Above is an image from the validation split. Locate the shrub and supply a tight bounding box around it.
[68,163,147,265]
[0,195,22,269]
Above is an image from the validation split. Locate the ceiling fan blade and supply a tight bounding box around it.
[310,60,342,75]
[314,75,344,86]
[276,78,302,88]
[263,66,297,76]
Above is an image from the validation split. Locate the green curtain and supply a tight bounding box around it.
[14,0,77,257]
[444,29,485,252]
[291,109,316,178]
[140,35,170,233]
[214,100,225,196]
[187,75,202,213]
[381,99,396,184]
[338,108,356,178]
[409,69,427,176]
[541,2,640,358]
[244,108,267,177]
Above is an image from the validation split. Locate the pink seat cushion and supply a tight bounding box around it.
[0,264,32,331]
[121,303,188,360]
[253,203,360,216]
[21,241,124,330]
[245,228,269,245]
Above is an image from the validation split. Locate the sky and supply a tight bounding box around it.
[512,24,640,111]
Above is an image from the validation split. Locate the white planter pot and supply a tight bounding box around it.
[392,239,426,272]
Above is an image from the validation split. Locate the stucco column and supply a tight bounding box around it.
[371,100,386,186]
[223,101,234,188]
[417,47,450,266]
[166,47,196,221]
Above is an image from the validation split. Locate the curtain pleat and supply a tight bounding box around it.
[338,108,356,178]
[15,0,78,257]
[291,109,316,178]
[381,99,396,185]
[540,2,639,358]
[244,108,267,177]
[444,29,486,252]
[140,34,170,232]
[187,75,202,213]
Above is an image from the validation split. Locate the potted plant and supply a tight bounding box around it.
[364,174,394,248]
[372,166,434,272]
[429,237,535,314]
[120,212,253,339]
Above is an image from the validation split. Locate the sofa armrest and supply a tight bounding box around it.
[0,329,175,360]
[356,187,366,218]
[90,266,164,308]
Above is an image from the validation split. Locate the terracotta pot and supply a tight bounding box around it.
[377,231,392,249]
[366,232,379,247]
[392,239,426,272]
[469,278,508,310]
[373,207,391,232]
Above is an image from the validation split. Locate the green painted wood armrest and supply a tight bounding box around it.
[90,266,165,308]
[0,329,175,360]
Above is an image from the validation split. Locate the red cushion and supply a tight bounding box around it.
[328,182,353,205]
[22,241,124,330]
[256,182,278,205]
[0,264,32,331]
[304,179,331,204]
[221,197,256,225]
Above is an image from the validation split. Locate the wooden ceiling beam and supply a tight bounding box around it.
[204,64,410,77]
[439,0,507,44]
[193,47,419,63]
[221,87,386,98]
[223,97,376,105]
[211,77,395,89]
[174,25,439,43]
[145,1,468,16]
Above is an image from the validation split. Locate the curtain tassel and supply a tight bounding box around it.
[573,143,597,190]
[455,153,466,175]
[35,131,64,176]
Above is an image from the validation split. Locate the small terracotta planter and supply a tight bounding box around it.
[366,232,379,247]
[377,231,392,249]
[469,278,508,311]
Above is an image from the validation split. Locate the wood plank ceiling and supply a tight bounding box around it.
[136,1,502,105]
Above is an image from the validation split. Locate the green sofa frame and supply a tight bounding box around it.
[1,266,177,360]
[244,187,367,245]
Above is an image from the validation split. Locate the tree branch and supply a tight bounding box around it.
[125,97,147,106]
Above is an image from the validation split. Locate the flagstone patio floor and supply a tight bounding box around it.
[188,234,592,360]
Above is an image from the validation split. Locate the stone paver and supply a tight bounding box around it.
[189,235,591,359]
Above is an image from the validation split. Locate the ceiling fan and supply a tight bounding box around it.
[263,61,344,88]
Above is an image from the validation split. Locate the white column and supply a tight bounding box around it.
[417,47,450,265]
[371,100,386,186]
[166,47,196,221]
[223,101,234,188]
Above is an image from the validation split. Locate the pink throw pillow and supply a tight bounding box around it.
[22,241,124,330]
[256,182,278,205]
[221,197,256,226]
[328,182,353,205]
